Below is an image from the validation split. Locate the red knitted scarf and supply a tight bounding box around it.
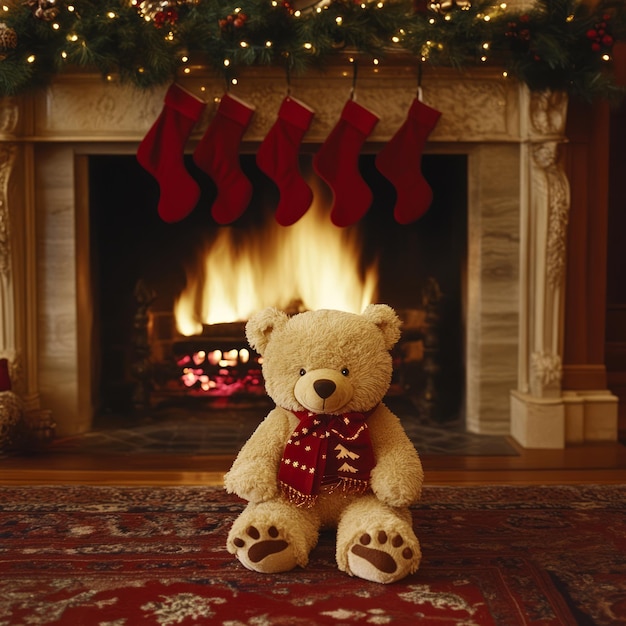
[278,408,376,506]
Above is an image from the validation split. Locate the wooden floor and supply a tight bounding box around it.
[2,438,626,486]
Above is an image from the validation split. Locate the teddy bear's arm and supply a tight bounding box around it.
[367,404,424,508]
[223,407,294,503]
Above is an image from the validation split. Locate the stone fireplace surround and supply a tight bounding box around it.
[0,62,619,448]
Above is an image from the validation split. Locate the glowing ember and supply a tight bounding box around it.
[175,348,263,396]
[174,188,379,336]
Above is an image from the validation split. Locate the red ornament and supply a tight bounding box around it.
[153,7,179,28]
[220,11,248,32]
[586,14,614,55]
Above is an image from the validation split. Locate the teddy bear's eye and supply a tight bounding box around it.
[341,368,350,376]
[299,368,306,376]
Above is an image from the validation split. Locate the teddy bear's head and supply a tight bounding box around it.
[245,304,401,415]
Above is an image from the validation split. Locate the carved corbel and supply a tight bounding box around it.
[531,349,563,393]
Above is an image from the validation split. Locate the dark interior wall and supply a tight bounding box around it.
[606,44,626,434]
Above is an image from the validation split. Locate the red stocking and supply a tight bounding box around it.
[193,93,255,225]
[137,83,206,223]
[313,99,379,227]
[375,98,442,224]
[256,96,315,226]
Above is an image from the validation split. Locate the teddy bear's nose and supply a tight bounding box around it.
[313,379,336,399]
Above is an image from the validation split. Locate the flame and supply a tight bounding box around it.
[174,191,379,336]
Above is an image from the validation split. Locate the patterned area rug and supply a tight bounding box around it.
[1,484,624,625]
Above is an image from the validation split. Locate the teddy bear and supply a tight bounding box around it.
[223,304,424,584]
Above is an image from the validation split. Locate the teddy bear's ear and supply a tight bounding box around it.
[362,304,402,351]
[245,307,290,355]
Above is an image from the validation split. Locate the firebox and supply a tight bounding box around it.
[88,151,467,428]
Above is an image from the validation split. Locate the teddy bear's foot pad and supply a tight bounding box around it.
[348,531,417,583]
[232,525,298,573]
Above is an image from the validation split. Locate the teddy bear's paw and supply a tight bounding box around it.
[231,524,298,574]
[347,530,420,584]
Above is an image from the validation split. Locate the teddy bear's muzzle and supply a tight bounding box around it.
[294,368,354,414]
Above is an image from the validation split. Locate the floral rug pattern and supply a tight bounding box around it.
[0,484,625,625]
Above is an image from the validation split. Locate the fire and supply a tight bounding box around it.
[174,191,379,336]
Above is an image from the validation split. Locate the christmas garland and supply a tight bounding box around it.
[0,0,625,100]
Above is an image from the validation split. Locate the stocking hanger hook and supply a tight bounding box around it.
[349,58,358,100]
[285,54,292,96]
[417,62,423,101]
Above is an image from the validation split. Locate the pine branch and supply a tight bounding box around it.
[0,0,624,100]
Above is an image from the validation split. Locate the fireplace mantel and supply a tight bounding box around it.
[0,65,618,447]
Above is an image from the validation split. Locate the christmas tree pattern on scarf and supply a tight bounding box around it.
[278,409,376,506]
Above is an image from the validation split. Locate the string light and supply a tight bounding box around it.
[0,0,621,100]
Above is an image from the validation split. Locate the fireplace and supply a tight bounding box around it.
[88,152,467,421]
[0,63,619,448]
